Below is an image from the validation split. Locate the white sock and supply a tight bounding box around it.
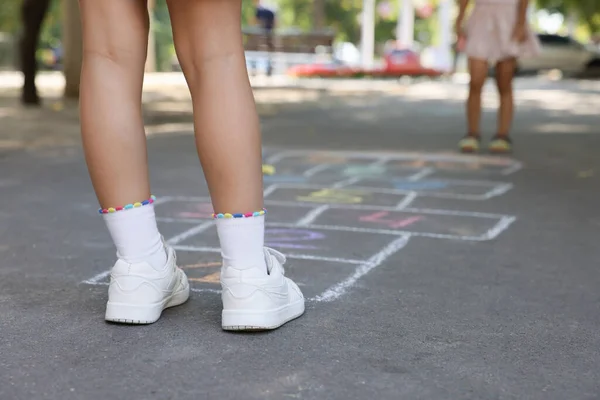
[103,204,167,269]
[216,215,267,272]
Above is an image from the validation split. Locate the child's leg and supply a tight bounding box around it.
[466,57,488,136]
[166,0,265,270]
[80,0,151,206]
[494,58,516,137]
[79,0,188,323]
[166,0,303,330]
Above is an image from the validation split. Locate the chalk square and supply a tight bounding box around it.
[169,224,403,263]
[385,155,520,176]
[165,250,387,301]
[264,186,411,208]
[81,234,410,303]
[313,208,513,241]
[346,178,513,200]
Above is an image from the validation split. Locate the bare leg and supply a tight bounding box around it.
[166,0,304,331]
[466,57,488,136]
[79,0,151,207]
[166,0,263,213]
[79,0,186,325]
[495,58,516,137]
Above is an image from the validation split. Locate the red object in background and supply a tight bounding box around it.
[287,61,357,78]
[374,49,443,77]
[287,49,443,78]
[416,4,434,18]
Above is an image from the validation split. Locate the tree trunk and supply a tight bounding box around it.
[19,0,51,105]
[313,0,326,30]
[62,0,82,99]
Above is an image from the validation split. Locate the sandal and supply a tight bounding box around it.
[458,134,481,153]
[488,135,512,154]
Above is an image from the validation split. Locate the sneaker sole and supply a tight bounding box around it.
[222,299,305,331]
[460,146,478,153]
[105,282,190,325]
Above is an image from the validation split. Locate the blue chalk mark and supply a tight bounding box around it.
[342,165,387,177]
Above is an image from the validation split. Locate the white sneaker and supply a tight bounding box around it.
[105,245,189,324]
[220,248,305,331]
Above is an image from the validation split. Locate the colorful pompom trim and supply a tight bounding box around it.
[212,208,267,219]
[99,195,156,214]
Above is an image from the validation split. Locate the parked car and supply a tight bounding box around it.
[287,48,443,78]
[518,34,600,76]
[374,48,443,77]
[287,59,358,78]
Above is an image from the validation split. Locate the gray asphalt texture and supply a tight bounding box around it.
[1,76,599,400]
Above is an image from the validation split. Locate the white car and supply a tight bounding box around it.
[518,34,600,75]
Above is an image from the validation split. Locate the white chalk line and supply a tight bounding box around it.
[270,183,507,201]
[369,157,391,167]
[331,176,363,189]
[296,205,330,226]
[81,270,111,285]
[481,183,514,200]
[263,184,279,197]
[264,150,291,164]
[156,199,512,220]
[395,192,418,210]
[482,216,517,240]
[403,207,508,219]
[156,218,503,241]
[501,162,523,176]
[314,235,411,302]
[172,245,366,264]
[84,281,109,286]
[426,177,512,187]
[153,196,174,206]
[407,167,435,181]
[303,163,331,177]
[270,149,521,168]
[266,222,490,241]
[166,221,214,246]
[191,288,222,294]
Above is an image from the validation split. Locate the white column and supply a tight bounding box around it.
[398,0,414,48]
[361,0,376,68]
[438,0,452,71]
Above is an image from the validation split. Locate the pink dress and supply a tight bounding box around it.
[465,0,540,62]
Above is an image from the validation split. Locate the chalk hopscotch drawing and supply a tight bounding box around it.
[81,150,520,303]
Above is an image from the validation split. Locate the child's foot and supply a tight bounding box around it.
[458,134,481,153]
[105,245,190,324]
[488,135,512,154]
[221,248,305,331]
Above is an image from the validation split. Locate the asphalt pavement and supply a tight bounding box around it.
[1,75,599,400]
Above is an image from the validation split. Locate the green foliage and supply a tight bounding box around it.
[153,0,174,71]
[536,0,600,34]
[0,0,21,34]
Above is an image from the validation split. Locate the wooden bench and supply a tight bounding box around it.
[242,28,335,54]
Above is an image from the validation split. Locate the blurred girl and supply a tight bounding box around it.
[456,0,540,153]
